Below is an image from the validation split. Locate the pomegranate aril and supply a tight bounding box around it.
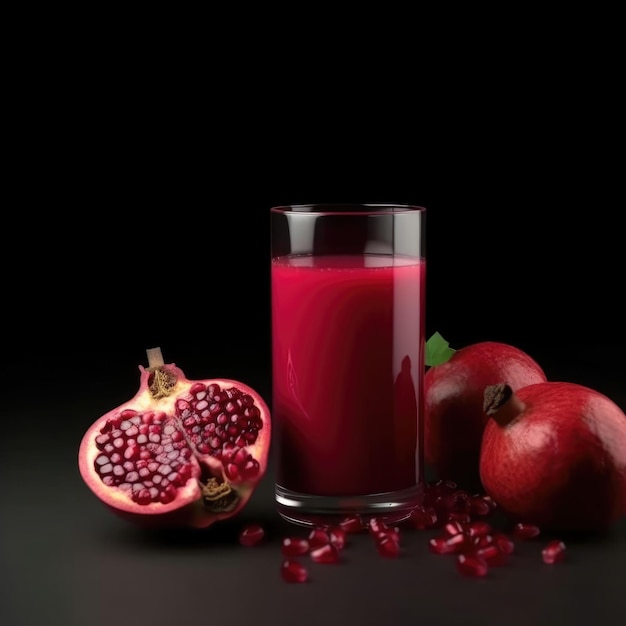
[512,522,541,540]
[407,505,438,530]
[542,540,566,564]
[429,533,467,555]
[474,545,508,566]
[469,496,493,516]
[428,534,466,554]
[457,554,488,577]
[466,521,492,538]
[95,434,110,447]
[239,523,265,547]
[241,458,260,479]
[339,514,365,533]
[281,537,310,557]
[310,543,340,564]
[281,560,308,583]
[159,484,176,504]
[329,526,346,550]
[373,526,400,544]
[368,517,387,535]
[376,535,400,559]
[225,463,240,480]
[308,528,330,549]
[482,495,497,511]
[473,533,495,549]
[493,532,515,554]
[443,520,465,536]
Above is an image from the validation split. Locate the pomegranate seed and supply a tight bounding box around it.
[429,533,467,555]
[239,523,265,547]
[466,521,492,538]
[339,514,365,533]
[512,522,541,540]
[473,545,508,566]
[368,517,387,535]
[281,560,308,583]
[493,532,515,554]
[281,537,310,557]
[329,526,346,550]
[376,535,400,558]
[542,540,566,564]
[406,505,438,529]
[447,512,472,524]
[482,495,497,510]
[443,520,465,536]
[469,496,493,516]
[310,543,340,564]
[457,554,488,577]
[308,528,330,549]
[473,534,495,549]
[372,526,401,544]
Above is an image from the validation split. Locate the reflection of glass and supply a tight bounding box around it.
[271,205,426,527]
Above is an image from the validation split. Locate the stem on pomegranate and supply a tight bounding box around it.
[483,383,526,426]
[146,347,165,369]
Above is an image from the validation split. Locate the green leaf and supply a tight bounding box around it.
[425,331,456,367]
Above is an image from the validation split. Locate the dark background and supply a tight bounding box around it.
[3,15,625,626]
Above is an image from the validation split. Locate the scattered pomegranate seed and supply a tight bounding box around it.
[238,523,265,547]
[281,537,310,557]
[310,543,341,564]
[273,481,572,583]
[281,559,308,583]
[339,514,365,533]
[482,495,497,511]
[473,544,508,566]
[406,505,438,530]
[466,521,492,538]
[308,528,330,549]
[376,535,400,558]
[429,533,467,555]
[469,496,493,516]
[329,526,347,550]
[443,520,465,536]
[512,522,541,540]
[472,533,495,549]
[368,517,387,535]
[542,540,566,564]
[457,554,489,577]
[493,532,515,554]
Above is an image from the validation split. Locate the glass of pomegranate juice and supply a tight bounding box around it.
[271,204,426,526]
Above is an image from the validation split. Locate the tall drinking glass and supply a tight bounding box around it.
[271,204,426,527]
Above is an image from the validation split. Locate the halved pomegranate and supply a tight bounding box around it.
[78,348,271,529]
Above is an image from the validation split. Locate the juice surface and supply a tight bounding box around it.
[271,254,425,496]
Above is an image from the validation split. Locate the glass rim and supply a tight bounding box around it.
[271,203,426,216]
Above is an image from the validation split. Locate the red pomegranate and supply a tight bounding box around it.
[78,347,271,529]
[424,340,546,488]
[480,381,626,532]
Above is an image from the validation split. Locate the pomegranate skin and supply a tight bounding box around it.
[480,381,626,532]
[424,341,546,487]
[78,351,271,530]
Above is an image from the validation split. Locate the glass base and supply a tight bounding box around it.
[275,483,424,528]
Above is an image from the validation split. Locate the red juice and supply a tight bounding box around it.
[271,253,425,497]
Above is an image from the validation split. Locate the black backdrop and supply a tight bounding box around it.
[6,142,622,387]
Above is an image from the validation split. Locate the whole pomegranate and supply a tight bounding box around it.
[480,381,626,532]
[424,339,546,488]
[78,348,271,529]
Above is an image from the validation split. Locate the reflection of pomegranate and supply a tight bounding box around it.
[480,382,626,532]
[424,341,546,487]
[78,348,271,529]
